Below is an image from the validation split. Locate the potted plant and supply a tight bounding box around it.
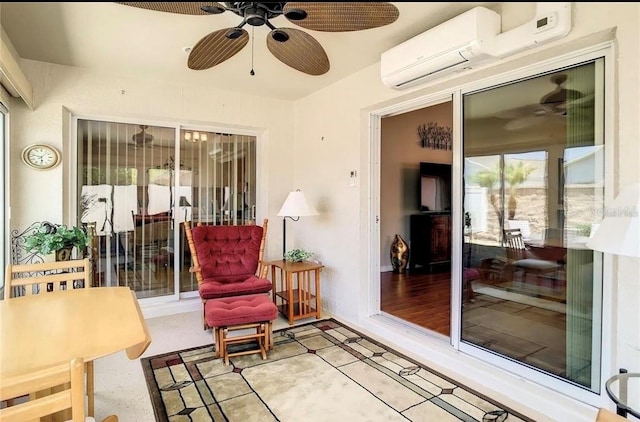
[284,248,313,263]
[24,223,90,261]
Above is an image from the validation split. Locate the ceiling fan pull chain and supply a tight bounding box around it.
[250,26,255,76]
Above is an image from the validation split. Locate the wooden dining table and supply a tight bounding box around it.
[0,286,152,419]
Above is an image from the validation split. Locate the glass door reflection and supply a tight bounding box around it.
[461,60,604,390]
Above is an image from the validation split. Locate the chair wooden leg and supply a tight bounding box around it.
[202,300,209,331]
[213,327,220,358]
[259,323,267,360]
[222,328,229,365]
[266,321,274,350]
[86,360,95,417]
[264,322,270,351]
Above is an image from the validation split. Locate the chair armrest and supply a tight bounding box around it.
[189,266,201,274]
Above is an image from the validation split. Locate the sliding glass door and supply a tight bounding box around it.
[0,102,7,289]
[177,130,257,293]
[76,119,256,300]
[461,59,604,391]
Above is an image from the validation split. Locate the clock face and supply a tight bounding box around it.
[22,144,61,170]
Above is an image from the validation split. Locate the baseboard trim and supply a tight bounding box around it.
[140,297,201,319]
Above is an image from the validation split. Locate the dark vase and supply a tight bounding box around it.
[390,234,409,273]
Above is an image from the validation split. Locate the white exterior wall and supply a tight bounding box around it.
[292,3,640,422]
[9,60,295,262]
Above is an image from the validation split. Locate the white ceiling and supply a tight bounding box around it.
[1,2,510,101]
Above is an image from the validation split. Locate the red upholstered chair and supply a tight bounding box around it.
[184,219,272,329]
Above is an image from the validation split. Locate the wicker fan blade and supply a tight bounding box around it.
[267,28,329,75]
[494,103,549,119]
[188,28,249,70]
[283,2,399,32]
[116,2,225,15]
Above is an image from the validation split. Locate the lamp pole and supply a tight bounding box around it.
[282,216,300,259]
[277,189,319,260]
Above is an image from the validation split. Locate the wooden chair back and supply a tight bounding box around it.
[130,221,171,252]
[3,258,95,416]
[0,358,86,422]
[0,357,118,422]
[595,408,627,422]
[184,219,269,287]
[503,228,527,261]
[4,258,92,300]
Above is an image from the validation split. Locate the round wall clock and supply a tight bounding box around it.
[21,144,61,170]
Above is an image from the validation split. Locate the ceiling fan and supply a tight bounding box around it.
[117,2,399,75]
[129,125,154,148]
[129,125,176,150]
[495,73,593,131]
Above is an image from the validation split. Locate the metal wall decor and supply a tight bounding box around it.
[417,122,452,150]
[11,221,52,265]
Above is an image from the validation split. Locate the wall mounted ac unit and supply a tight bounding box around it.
[381,3,572,90]
[381,7,500,90]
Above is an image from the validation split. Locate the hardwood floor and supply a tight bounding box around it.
[379,270,573,383]
[380,270,451,336]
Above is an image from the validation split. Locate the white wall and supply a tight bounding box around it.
[293,3,639,421]
[6,2,640,421]
[9,60,295,260]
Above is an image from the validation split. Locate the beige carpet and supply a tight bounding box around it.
[142,319,530,422]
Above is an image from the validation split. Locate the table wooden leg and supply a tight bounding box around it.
[86,361,95,417]
[287,272,294,325]
[315,268,321,319]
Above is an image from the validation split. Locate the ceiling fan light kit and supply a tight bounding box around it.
[118,2,399,75]
[184,131,208,142]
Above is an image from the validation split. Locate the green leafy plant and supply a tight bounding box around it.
[284,248,313,263]
[24,223,90,255]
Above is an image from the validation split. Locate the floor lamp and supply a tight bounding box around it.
[277,189,318,259]
[178,196,191,222]
[585,182,639,418]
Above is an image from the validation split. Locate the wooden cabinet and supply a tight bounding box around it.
[409,213,451,272]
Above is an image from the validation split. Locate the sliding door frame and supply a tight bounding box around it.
[365,40,615,406]
[456,43,614,404]
[1,101,8,292]
[67,112,267,306]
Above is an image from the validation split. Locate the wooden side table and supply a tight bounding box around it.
[267,260,324,325]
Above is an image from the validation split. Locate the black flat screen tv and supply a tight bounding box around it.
[419,162,452,212]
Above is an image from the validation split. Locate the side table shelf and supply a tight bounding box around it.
[274,289,317,316]
[267,260,324,325]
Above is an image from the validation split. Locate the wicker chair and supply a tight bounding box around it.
[184,219,272,329]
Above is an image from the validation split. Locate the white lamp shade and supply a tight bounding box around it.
[586,182,640,257]
[277,190,318,217]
